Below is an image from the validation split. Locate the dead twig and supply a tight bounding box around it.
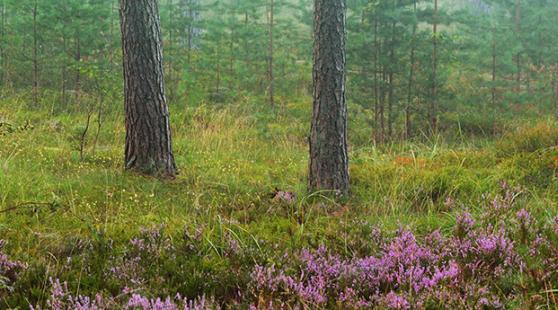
[0,202,54,214]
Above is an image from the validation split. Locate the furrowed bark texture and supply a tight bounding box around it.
[308,0,349,196]
[120,0,176,178]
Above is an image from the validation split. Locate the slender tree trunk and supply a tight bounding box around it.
[167,0,175,102]
[109,0,115,67]
[373,15,379,143]
[405,0,417,140]
[554,64,558,118]
[387,19,396,139]
[216,48,221,93]
[380,67,386,143]
[309,0,349,196]
[229,24,234,90]
[120,0,177,178]
[75,29,81,101]
[514,0,521,95]
[430,0,438,134]
[62,34,67,106]
[491,31,496,108]
[0,0,5,88]
[32,0,38,106]
[515,53,522,94]
[267,0,275,108]
[186,0,194,66]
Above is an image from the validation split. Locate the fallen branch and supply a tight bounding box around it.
[0,202,54,214]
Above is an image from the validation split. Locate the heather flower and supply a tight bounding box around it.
[34,279,212,310]
[455,212,475,237]
[516,209,531,225]
[382,292,410,309]
[0,240,26,292]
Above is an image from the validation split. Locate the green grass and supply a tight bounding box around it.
[1,95,558,306]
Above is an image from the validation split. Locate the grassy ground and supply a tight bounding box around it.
[1,95,558,307]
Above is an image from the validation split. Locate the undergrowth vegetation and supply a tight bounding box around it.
[1,96,558,308]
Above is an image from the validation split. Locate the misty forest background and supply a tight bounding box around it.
[2,0,557,134]
[1,0,558,308]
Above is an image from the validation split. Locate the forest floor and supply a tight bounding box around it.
[1,97,558,308]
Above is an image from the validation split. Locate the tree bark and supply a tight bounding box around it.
[387,17,396,139]
[267,0,275,108]
[0,1,5,88]
[120,0,177,178]
[430,0,438,134]
[74,27,81,101]
[32,0,38,106]
[167,0,175,103]
[491,31,496,108]
[554,64,558,118]
[308,0,349,196]
[405,0,417,140]
[373,15,379,143]
[514,0,521,95]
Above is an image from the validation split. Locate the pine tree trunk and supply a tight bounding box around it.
[186,0,194,66]
[387,17,395,139]
[61,34,67,106]
[405,0,417,140]
[431,0,438,134]
[229,24,235,90]
[491,33,496,108]
[267,0,275,108]
[32,0,38,106]
[74,29,81,101]
[167,0,175,103]
[380,66,386,143]
[554,64,558,118]
[308,0,349,196]
[514,0,521,95]
[0,1,5,88]
[373,16,379,143]
[120,0,177,178]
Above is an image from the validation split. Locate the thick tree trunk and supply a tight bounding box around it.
[308,0,349,196]
[120,0,177,178]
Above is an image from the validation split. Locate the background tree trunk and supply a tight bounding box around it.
[373,16,379,143]
[267,0,275,108]
[430,0,438,134]
[32,0,38,106]
[120,0,177,178]
[405,0,417,140]
[0,1,5,88]
[308,0,349,196]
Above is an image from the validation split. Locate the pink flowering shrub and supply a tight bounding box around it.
[249,188,558,309]
[0,240,26,293]
[6,185,558,309]
[31,278,212,310]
